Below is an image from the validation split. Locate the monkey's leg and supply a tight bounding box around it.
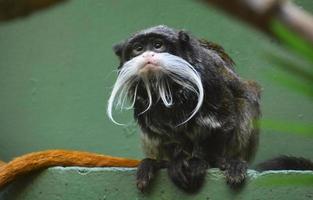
[136,158,167,192]
[167,148,209,193]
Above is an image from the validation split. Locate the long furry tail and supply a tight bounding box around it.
[0,150,139,189]
[257,156,313,171]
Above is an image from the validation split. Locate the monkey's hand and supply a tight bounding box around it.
[223,159,248,187]
[136,158,167,192]
[168,157,209,193]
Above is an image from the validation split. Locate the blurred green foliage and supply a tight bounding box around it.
[260,19,313,136]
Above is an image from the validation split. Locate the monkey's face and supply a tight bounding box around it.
[107,26,204,125]
[121,36,174,77]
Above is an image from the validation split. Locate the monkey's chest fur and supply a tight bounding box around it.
[133,82,260,166]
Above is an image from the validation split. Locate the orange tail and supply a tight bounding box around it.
[0,160,6,167]
[0,150,139,188]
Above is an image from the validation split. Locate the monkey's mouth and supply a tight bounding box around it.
[138,63,162,76]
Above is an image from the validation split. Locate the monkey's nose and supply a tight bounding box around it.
[142,51,155,58]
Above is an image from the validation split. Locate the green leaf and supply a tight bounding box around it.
[266,53,313,84]
[270,19,313,64]
[262,50,313,100]
[265,69,313,100]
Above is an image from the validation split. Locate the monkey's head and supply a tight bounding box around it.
[108,25,221,125]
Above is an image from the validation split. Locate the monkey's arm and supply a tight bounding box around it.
[0,150,139,188]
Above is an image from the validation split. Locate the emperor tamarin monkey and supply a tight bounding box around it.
[108,25,289,192]
[0,25,309,192]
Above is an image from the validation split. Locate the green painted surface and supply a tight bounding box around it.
[0,0,313,198]
[0,167,312,200]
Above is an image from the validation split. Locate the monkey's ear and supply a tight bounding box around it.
[178,31,190,43]
[113,42,124,58]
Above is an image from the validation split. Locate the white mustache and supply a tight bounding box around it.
[107,52,204,126]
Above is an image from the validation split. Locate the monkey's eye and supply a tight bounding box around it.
[152,40,165,51]
[132,43,144,56]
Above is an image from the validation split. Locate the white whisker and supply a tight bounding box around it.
[126,83,139,110]
[157,53,204,125]
[159,80,173,107]
[139,77,153,115]
[107,57,143,125]
[107,52,204,126]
